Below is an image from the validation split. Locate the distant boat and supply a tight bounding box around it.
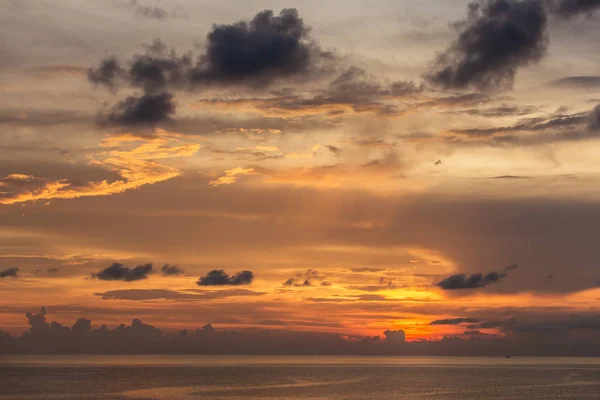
[505,356,511,359]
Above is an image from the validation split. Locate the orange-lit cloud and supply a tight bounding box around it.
[0,130,200,205]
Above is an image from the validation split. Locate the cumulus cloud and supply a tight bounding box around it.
[105,92,175,126]
[161,264,184,276]
[425,0,548,91]
[197,270,254,286]
[92,263,154,282]
[0,267,18,278]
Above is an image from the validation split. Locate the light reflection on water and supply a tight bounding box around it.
[0,356,599,400]
[2,355,600,367]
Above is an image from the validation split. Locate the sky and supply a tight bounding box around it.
[0,0,600,353]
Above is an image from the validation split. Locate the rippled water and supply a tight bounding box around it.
[1,356,599,399]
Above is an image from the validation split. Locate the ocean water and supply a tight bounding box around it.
[0,356,599,399]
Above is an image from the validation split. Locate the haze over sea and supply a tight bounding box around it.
[1,356,599,400]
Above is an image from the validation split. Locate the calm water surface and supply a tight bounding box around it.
[0,355,599,399]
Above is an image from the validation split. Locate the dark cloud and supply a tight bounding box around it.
[105,92,175,126]
[425,0,548,91]
[430,317,481,325]
[551,0,600,17]
[548,76,600,89]
[92,263,154,282]
[128,40,193,94]
[451,104,539,117]
[437,265,517,289]
[190,8,329,85]
[89,9,331,93]
[87,57,124,89]
[446,109,600,145]
[161,264,184,276]
[197,269,254,286]
[383,329,406,342]
[95,288,264,301]
[589,104,600,130]
[0,267,18,278]
[283,269,329,287]
[325,145,342,156]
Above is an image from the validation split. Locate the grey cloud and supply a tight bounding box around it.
[325,145,342,156]
[197,270,254,286]
[161,264,184,276]
[0,267,18,278]
[425,0,548,91]
[88,57,124,89]
[588,104,600,130]
[551,0,600,17]
[430,318,481,325]
[548,76,600,89]
[283,269,329,287]
[437,266,517,290]
[92,263,154,282]
[89,9,332,93]
[104,92,175,126]
[96,288,264,301]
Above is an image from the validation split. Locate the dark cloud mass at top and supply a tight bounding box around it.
[88,8,332,126]
[425,0,549,91]
[88,8,329,92]
[93,263,154,282]
[191,8,326,85]
[197,270,254,286]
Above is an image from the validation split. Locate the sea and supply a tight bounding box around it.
[0,356,599,399]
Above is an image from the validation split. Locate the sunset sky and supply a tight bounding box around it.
[0,0,599,345]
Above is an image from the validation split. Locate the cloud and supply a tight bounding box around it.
[436,266,516,290]
[190,9,331,86]
[283,269,330,287]
[92,263,154,282]
[197,270,254,286]
[548,76,600,89]
[430,318,481,325]
[104,92,176,126]
[0,267,18,278]
[325,145,342,156]
[161,264,184,276]
[551,0,600,17]
[589,104,600,130]
[95,288,264,301]
[88,57,124,89]
[383,329,406,342]
[425,0,548,91]
[209,167,255,187]
[89,9,332,92]
[0,132,200,205]
[350,267,385,273]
